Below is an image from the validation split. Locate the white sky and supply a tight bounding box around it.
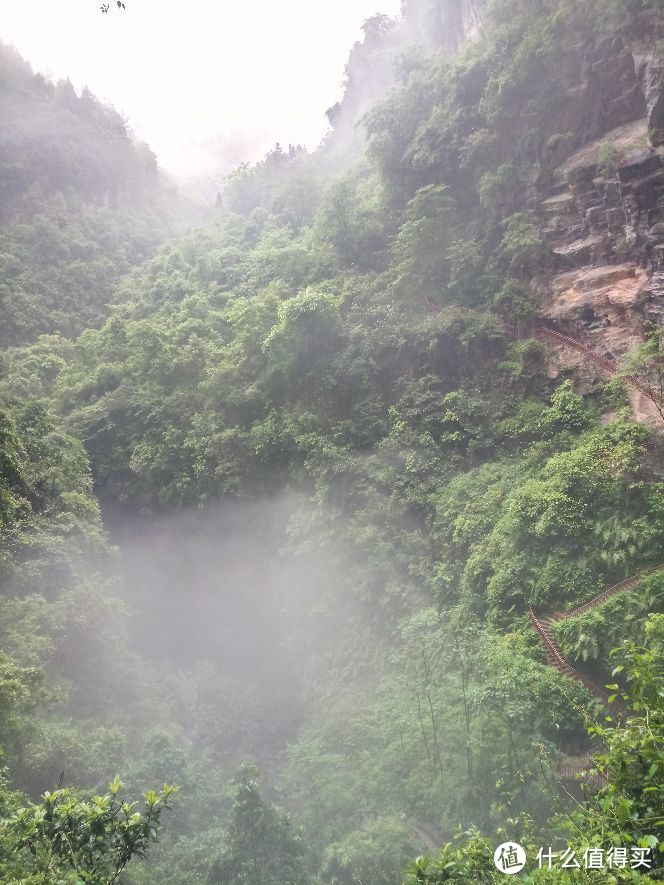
[0,0,402,173]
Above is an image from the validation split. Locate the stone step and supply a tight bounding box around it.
[606,207,626,228]
[618,151,662,183]
[574,263,636,291]
[541,227,585,249]
[574,189,604,211]
[586,205,608,226]
[553,234,605,266]
[542,193,577,216]
[583,205,626,226]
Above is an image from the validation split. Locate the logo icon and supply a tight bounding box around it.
[494,842,527,874]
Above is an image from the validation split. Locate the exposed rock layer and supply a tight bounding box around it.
[533,32,664,427]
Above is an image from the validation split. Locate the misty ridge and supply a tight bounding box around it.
[0,0,664,883]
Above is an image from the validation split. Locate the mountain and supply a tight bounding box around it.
[0,42,201,345]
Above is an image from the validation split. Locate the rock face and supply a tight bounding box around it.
[325,0,489,164]
[639,55,664,145]
[402,0,488,51]
[540,119,664,274]
[531,29,664,427]
[537,37,654,173]
[446,0,487,49]
[540,264,648,347]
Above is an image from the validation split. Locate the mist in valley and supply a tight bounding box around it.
[107,500,304,761]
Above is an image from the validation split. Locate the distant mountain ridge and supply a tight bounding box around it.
[0,42,202,344]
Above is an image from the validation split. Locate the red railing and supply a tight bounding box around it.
[501,322,663,407]
[530,564,662,704]
[553,564,664,621]
[529,608,589,685]
[534,327,618,373]
[512,322,663,711]
[529,611,615,701]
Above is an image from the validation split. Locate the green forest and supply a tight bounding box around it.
[0,0,663,881]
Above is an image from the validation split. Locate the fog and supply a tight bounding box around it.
[104,498,309,767]
[108,500,293,672]
[1,0,402,174]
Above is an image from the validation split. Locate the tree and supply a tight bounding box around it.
[574,623,664,872]
[618,324,664,424]
[2,776,176,883]
[210,765,310,885]
[392,185,458,300]
[499,214,547,278]
[404,626,664,882]
[320,817,419,885]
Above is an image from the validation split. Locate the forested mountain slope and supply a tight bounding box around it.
[0,43,196,345]
[1,0,664,882]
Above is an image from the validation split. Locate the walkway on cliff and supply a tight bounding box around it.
[529,564,664,701]
[496,319,663,407]
[519,324,663,691]
[531,325,663,408]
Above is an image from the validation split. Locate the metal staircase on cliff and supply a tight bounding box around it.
[429,313,664,689]
[513,323,663,690]
[533,326,663,407]
[498,321,663,407]
[529,564,664,702]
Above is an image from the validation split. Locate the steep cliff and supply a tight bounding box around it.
[324,0,488,158]
[402,0,488,51]
[530,15,664,425]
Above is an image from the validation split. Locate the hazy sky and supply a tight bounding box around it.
[1,0,402,173]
